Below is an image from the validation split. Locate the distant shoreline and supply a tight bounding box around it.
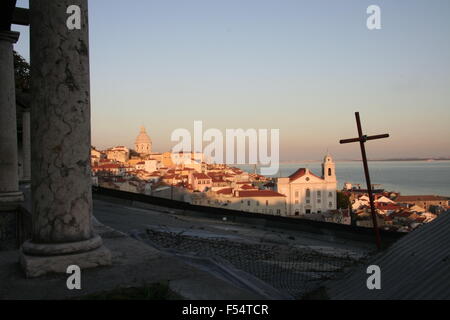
[275,159,450,164]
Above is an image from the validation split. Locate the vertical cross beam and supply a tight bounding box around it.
[340,112,389,250]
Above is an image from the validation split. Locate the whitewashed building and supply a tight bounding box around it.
[277,154,338,216]
[106,146,130,163]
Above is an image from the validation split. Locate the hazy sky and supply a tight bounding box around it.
[13,0,450,161]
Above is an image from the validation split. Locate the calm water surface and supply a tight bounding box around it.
[238,161,450,197]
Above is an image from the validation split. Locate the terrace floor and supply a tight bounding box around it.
[93,199,373,298]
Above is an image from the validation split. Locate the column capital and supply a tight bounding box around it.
[0,30,20,44]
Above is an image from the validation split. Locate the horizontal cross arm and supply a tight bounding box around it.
[366,133,390,141]
[340,133,389,144]
[340,137,360,144]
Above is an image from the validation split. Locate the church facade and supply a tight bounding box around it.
[135,126,152,155]
[277,154,337,216]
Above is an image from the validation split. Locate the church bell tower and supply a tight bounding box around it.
[322,154,336,182]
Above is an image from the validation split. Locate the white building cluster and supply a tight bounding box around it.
[92,127,342,221]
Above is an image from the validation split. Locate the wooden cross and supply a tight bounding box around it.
[340,112,389,250]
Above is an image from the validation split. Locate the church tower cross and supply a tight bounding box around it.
[340,112,389,250]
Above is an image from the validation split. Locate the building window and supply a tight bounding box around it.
[295,211,299,216]
[328,192,333,197]
[306,199,310,204]
[295,200,299,204]
[328,168,332,176]
[329,202,332,208]
[317,199,321,204]
[256,201,259,206]
[248,201,251,206]
[318,210,321,214]
[317,191,321,197]
[306,189,311,198]
[277,209,281,215]
[306,209,311,214]
[295,191,299,198]
[266,200,269,206]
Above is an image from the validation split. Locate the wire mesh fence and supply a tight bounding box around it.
[143,228,364,299]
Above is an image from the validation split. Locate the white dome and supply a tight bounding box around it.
[135,126,152,154]
[135,126,152,145]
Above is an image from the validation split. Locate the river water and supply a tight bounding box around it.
[238,161,450,197]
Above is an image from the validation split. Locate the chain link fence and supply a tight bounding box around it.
[142,228,365,299]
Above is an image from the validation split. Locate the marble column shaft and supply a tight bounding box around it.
[20,0,111,278]
[29,0,95,244]
[0,30,23,204]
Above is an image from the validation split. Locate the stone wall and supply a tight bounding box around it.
[0,206,31,250]
[0,209,17,249]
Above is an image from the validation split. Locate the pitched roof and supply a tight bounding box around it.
[289,168,306,181]
[193,172,211,180]
[216,188,233,195]
[396,195,449,202]
[97,164,121,169]
[236,190,286,198]
[288,168,323,181]
[327,210,450,299]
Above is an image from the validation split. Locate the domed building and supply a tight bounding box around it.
[134,126,152,155]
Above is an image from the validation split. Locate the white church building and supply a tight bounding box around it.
[277,154,338,217]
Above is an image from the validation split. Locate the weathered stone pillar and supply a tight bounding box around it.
[20,0,111,278]
[0,30,23,205]
[21,110,31,182]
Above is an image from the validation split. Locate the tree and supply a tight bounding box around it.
[337,191,351,209]
[13,50,30,92]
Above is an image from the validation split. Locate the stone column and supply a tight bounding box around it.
[21,110,31,182]
[0,30,23,205]
[20,0,111,278]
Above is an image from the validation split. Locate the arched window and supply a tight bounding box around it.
[306,189,311,198]
[328,168,332,176]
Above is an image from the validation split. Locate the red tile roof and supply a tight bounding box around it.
[193,173,211,180]
[375,203,401,211]
[216,188,233,195]
[396,195,449,202]
[97,164,121,169]
[236,190,286,198]
[288,168,323,181]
